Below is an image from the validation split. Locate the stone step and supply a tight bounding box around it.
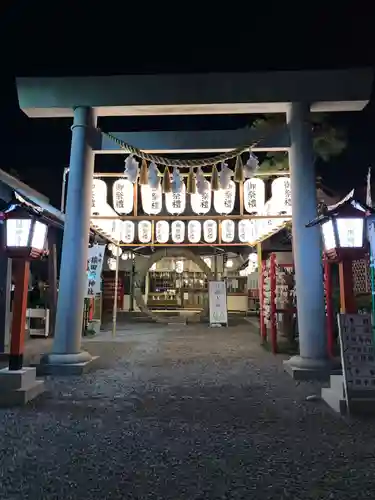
[329,374,345,396]
[322,386,375,416]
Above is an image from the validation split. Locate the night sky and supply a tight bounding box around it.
[1,3,374,208]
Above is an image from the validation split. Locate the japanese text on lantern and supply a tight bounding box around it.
[172,193,181,211]
[201,192,209,210]
[222,220,234,243]
[14,220,27,246]
[284,179,291,209]
[115,183,124,209]
[172,221,185,243]
[151,191,157,211]
[248,183,257,209]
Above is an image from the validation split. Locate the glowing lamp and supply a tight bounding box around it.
[5,209,48,260]
[306,190,370,261]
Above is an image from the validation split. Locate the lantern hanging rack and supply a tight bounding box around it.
[90,214,292,221]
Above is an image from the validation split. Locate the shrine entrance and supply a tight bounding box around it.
[134,248,213,323]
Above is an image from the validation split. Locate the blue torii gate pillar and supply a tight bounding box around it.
[40,107,96,374]
[283,102,331,380]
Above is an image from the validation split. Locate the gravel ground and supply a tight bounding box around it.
[1,325,375,499]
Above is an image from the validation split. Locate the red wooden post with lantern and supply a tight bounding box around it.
[2,206,48,370]
[306,191,374,346]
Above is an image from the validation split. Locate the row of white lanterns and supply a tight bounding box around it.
[95,217,289,245]
[92,177,291,216]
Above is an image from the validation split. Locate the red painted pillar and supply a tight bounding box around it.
[270,253,277,354]
[259,260,266,342]
[9,260,30,371]
[338,259,356,314]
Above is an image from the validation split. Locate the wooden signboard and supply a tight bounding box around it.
[337,313,375,402]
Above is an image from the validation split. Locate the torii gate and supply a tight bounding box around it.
[16,68,373,378]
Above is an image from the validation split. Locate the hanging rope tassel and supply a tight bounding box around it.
[211,164,220,191]
[234,155,244,183]
[162,167,172,193]
[139,159,148,185]
[187,167,196,194]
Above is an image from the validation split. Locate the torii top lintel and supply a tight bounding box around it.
[16,68,373,118]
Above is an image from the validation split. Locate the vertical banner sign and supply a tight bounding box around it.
[208,281,228,327]
[86,245,105,297]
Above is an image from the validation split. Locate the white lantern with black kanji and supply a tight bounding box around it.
[271,177,292,215]
[187,220,201,243]
[244,178,265,214]
[165,183,186,214]
[141,184,162,215]
[92,179,107,214]
[238,219,251,243]
[191,183,212,215]
[138,220,152,243]
[213,181,236,214]
[121,220,135,243]
[203,220,217,243]
[171,221,185,243]
[112,179,134,214]
[221,219,235,243]
[155,220,169,243]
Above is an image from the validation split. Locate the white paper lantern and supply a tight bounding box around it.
[187,220,201,243]
[121,221,135,243]
[171,221,185,243]
[111,246,123,257]
[112,179,134,214]
[244,178,265,214]
[221,219,235,243]
[263,199,277,233]
[141,184,162,215]
[213,181,236,214]
[155,220,169,243]
[165,182,186,214]
[138,220,152,243]
[175,260,184,274]
[271,177,292,214]
[107,257,117,271]
[238,220,251,243]
[92,179,107,214]
[203,220,217,243]
[191,182,212,214]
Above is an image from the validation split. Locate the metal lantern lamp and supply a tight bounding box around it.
[2,207,49,371]
[306,190,373,315]
[306,190,371,262]
[5,207,48,260]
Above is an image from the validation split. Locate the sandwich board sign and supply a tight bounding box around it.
[208,280,228,327]
[337,313,375,411]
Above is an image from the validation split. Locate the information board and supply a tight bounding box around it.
[208,281,228,327]
[337,313,375,397]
